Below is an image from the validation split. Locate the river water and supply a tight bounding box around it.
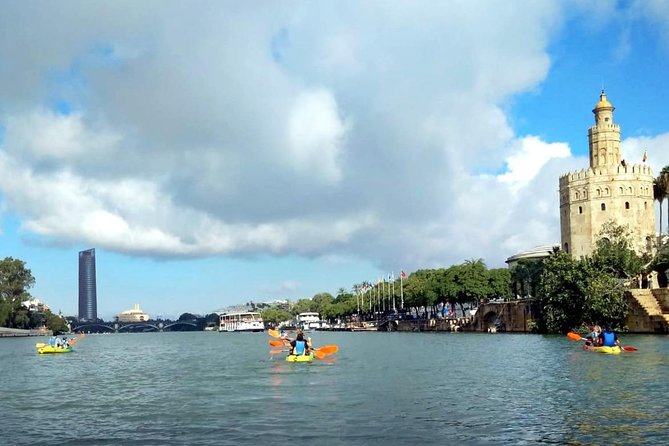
[2,331,669,445]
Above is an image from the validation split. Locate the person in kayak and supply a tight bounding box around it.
[289,330,311,356]
[598,326,620,348]
[584,325,602,346]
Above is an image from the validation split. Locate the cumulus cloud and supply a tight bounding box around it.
[4,0,654,274]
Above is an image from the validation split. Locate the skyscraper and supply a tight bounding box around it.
[78,248,97,321]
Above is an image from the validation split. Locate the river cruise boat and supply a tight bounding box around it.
[296,312,329,331]
[218,312,264,332]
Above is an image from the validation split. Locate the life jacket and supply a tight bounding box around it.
[294,340,307,355]
[602,331,616,347]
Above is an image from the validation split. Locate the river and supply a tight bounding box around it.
[1,331,668,445]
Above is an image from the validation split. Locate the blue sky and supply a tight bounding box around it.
[1,1,669,320]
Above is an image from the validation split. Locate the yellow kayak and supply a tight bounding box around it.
[286,353,314,362]
[583,344,622,355]
[36,344,73,354]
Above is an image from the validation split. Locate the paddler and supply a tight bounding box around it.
[289,330,311,356]
[598,325,621,348]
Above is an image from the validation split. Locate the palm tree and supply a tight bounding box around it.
[656,167,669,247]
[654,177,665,241]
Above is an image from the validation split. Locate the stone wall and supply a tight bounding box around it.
[626,288,669,333]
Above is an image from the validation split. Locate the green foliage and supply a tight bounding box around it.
[510,259,544,298]
[291,298,314,315]
[487,268,512,300]
[44,310,70,334]
[537,236,632,333]
[591,220,643,279]
[261,307,293,326]
[0,257,35,328]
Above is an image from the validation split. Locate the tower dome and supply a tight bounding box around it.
[593,89,614,112]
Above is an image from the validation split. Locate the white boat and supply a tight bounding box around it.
[296,312,320,331]
[217,312,264,332]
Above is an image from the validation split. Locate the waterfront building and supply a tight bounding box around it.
[116,304,150,322]
[559,91,655,258]
[78,248,97,321]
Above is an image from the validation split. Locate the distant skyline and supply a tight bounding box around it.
[1,2,669,320]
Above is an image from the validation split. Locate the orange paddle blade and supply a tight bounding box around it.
[267,329,281,338]
[269,340,285,347]
[566,332,583,341]
[622,346,637,352]
[313,350,326,359]
[314,345,338,355]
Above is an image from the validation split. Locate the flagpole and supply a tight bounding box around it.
[392,272,396,312]
[400,270,405,309]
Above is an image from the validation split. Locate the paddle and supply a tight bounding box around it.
[567,331,637,352]
[268,329,281,338]
[269,340,287,347]
[311,345,339,359]
[270,349,290,354]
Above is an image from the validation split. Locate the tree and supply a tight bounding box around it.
[510,259,544,298]
[590,220,643,280]
[654,175,667,240]
[261,307,293,326]
[43,310,70,334]
[0,257,35,328]
[660,166,669,240]
[487,268,512,300]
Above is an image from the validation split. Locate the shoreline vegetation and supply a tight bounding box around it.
[2,218,669,336]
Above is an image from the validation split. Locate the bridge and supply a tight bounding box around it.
[71,320,200,333]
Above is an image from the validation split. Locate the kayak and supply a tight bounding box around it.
[582,344,622,355]
[286,353,314,362]
[37,345,73,354]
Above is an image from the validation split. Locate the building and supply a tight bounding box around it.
[559,91,655,258]
[116,304,150,322]
[505,244,559,269]
[78,248,97,321]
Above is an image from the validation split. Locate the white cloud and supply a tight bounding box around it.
[497,136,571,192]
[286,88,351,183]
[4,1,654,274]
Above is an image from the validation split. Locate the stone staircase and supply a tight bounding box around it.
[626,289,669,333]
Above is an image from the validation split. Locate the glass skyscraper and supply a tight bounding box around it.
[78,248,97,321]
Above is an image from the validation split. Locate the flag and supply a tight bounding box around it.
[400,270,407,279]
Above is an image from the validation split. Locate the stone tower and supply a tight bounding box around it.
[559,91,655,258]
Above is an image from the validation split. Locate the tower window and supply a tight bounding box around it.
[601,203,606,211]
[564,243,569,253]
[578,206,583,214]
[619,187,623,194]
[625,202,630,209]
[644,201,648,209]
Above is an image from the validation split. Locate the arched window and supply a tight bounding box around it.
[628,187,633,194]
[644,201,648,209]
[601,203,606,211]
[619,187,623,194]
[578,206,583,214]
[596,188,601,197]
[575,191,580,200]
[625,202,630,209]
[605,187,610,195]
[564,242,569,253]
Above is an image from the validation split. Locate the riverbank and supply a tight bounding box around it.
[0,327,52,337]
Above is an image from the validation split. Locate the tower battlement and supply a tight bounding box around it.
[559,163,653,185]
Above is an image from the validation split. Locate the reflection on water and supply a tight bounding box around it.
[1,332,668,445]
